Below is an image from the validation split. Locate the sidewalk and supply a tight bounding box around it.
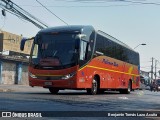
[0,84,47,92]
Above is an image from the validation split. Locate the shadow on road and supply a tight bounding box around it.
[15,90,126,96]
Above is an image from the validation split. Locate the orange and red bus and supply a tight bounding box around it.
[20,25,140,95]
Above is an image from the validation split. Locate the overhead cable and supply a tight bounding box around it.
[36,0,68,25]
[0,0,48,29]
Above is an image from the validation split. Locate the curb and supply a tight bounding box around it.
[0,85,47,92]
[0,85,28,92]
[0,88,14,92]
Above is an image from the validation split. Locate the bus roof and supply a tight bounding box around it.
[38,25,94,34]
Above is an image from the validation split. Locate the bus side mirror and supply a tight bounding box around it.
[20,38,28,51]
[20,37,34,51]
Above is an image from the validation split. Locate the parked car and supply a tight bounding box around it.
[150,83,156,92]
[139,76,150,90]
[155,79,160,91]
[150,79,160,92]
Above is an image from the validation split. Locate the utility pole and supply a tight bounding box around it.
[155,60,157,80]
[151,57,154,83]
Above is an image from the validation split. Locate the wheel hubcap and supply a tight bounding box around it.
[92,79,97,92]
[128,82,131,92]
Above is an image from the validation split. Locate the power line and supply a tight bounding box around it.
[0,0,48,29]
[118,0,160,5]
[36,0,68,25]
[16,4,141,8]
[0,10,6,30]
[60,0,160,6]
[18,0,160,8]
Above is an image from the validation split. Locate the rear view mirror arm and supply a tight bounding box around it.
[20,37,35,51]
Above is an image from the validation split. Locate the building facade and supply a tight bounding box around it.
[0,31,31,85]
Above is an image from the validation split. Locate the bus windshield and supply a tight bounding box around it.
[31,33,79,69]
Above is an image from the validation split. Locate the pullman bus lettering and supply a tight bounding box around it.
[102,59,118,67]
[20,25,140,95]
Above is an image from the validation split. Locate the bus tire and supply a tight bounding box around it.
[49,88,59,94]
[120,81,131,94]
[125,81,131,94]
[87,77,98,95]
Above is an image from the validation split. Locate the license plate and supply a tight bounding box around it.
[44,82,52,86]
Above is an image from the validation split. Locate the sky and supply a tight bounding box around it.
[0,0,160,74]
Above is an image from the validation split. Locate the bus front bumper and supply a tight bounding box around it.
[29,77,77,89]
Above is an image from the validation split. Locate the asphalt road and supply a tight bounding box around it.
[0,85,159,120]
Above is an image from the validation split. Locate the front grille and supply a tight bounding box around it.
[37,76,62,80]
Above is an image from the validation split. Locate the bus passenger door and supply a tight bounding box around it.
[120,62,127,88]
[78,40,89,88]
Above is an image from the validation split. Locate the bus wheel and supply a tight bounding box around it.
[87,77,98,95]
[49,88,59,94]
[125,81,131,94]
[120,81,131,94]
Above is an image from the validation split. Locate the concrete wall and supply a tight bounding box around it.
[21,65,29,85]
[0,31,32,54]
[0,30,30,85]
[0,58,29,85]
[2,62,16,84]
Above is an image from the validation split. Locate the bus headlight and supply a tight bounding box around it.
[29,72,37,79]
[61,72,75,80]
